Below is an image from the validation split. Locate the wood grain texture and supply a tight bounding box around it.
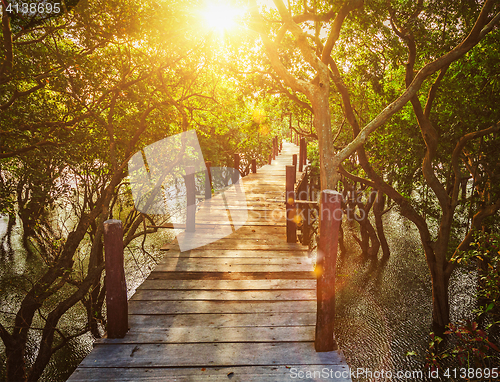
[78,342,345,368]
[139,279,316,290]
[130,289,316,301]
[69,365,350,382]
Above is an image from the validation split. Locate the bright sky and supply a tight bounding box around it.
[203,3,246,32]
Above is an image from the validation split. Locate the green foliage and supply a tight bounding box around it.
[453,232,500,320]
[426,321,499,371]
[428,232,500,370]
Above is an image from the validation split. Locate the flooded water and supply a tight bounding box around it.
[0,214,172,381]
[0,210,480,381]
[334,212,478,381]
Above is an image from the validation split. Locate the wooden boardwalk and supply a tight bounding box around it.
[68,142,351,382]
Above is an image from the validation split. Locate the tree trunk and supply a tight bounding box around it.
[6,341,27,382]
[358,219,370,259]
[366,219,380,259]
[374,192,390,260]
[311,87,337,190]
[429,262,451,336]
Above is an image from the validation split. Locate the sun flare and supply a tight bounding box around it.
[203,3,245,33]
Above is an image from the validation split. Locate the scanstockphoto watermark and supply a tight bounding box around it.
[289,367,428,380]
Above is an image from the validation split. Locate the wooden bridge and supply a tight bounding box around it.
[68,142,351,381]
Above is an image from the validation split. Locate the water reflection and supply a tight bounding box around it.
[0,214,172,381]
[335,212,477,381]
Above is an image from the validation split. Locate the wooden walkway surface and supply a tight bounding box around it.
[68,142,351,382]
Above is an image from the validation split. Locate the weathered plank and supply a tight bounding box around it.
[128,312,316,328]
[68,365,351,382]
[161,241,304,251]
[156,257,313,266]
[175,232,290,243]
[97,326,315,344]
[78,342,346,368]
[139,279,316,290]
[130,289,316,301]
[160,248,307,258]
[152,263,312,272]
[128,300,316,314]
[147,271,316,280]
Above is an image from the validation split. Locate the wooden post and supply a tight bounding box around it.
[185,166,196,232]
[303,139,308,166]
[233,153,240,173]
[268,154,272,164]
[275,136,278,157]
[303,200,310,246]
[301,181,310,246]
[103,219,128,339]
[232,154,241,184]
[280,140,283,151]
[286,165,296,243]
[272,138,276,160]
[251,158,257,173]
[292,154,297,184]
[299,137,305,172]
[204,161,212,200]
[315,190,342,352]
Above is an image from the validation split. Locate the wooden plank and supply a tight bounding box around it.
[161,241,304,251]
[152,263,312,272]
[68,365,351,382]
[160,248,308,258]
[139,279,316,290]
[157,222,288,231]
[128,312,316,328]
[148,271,316,280]
[97,326,315,344]
[77,342,346,368]
[130,289,316,301]
[155,257,313,267]
[207,225,287,235]
[179,230,289,242]
[128,300,316,314]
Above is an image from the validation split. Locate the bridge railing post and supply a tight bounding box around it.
[299,137,305,172]
[286,165,297,243]
[251,158,257,173]
[232,153,241,183]
[185,166,196,232]
[302,139,307,167]
[297,172,310,246]
[315,190,342,352]
[205,161,212,200]
[103,219,128,339]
